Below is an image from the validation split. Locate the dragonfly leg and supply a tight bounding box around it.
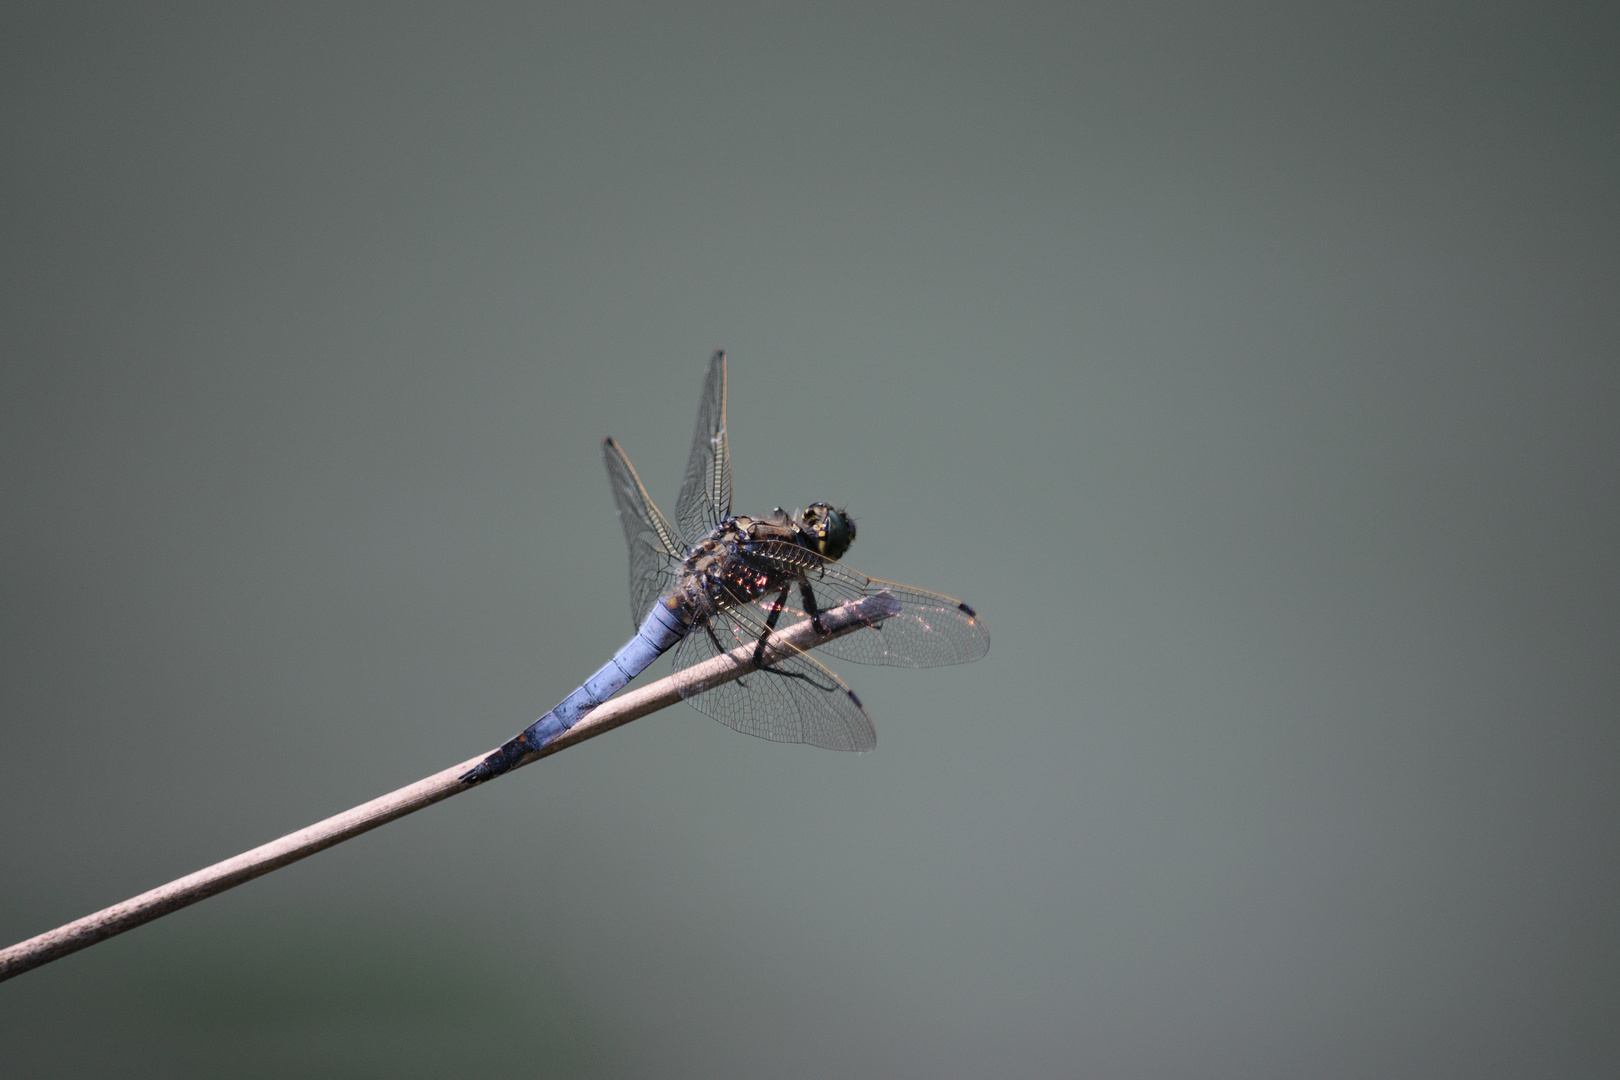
[760,664,840,693]
[751,585,791,667]
[799,581,828,635]
[705,621,749,688]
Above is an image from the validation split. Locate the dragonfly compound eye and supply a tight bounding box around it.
[800,502,855,561]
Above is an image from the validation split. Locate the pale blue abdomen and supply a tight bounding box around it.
[518,600,690,749]
[460,600,690,785]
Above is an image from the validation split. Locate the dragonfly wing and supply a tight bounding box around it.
[674,350,732,544]
[603,436,688,626]
[670,604,876,752]
[745,541,991,668]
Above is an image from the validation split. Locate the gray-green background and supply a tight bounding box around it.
[3,4,1616,1077]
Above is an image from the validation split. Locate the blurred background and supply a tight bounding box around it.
[2,3,1616,1077]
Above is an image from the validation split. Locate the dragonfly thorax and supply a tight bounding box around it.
[672,505,851,619]
[674,518,784,615]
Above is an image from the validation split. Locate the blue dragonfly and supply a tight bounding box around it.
[463,351,989,784]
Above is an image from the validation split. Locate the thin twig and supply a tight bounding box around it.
[0,595,897,983]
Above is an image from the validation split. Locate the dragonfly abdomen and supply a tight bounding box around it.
[460,599,690,786]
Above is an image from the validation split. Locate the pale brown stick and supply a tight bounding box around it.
[0,596,896,983]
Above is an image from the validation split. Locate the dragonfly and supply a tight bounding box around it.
[462,351,989,785]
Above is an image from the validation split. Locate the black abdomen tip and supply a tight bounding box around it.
[460,737,529,786]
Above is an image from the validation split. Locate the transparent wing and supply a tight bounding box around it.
[741,541,990,668]
[670,601,876,752]
[674,350,732,544]
[602,436,688,626]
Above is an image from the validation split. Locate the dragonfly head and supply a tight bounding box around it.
[796,502,856,561]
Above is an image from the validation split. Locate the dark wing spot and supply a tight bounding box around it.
[847,689,863,707]
[957,602,978,617]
